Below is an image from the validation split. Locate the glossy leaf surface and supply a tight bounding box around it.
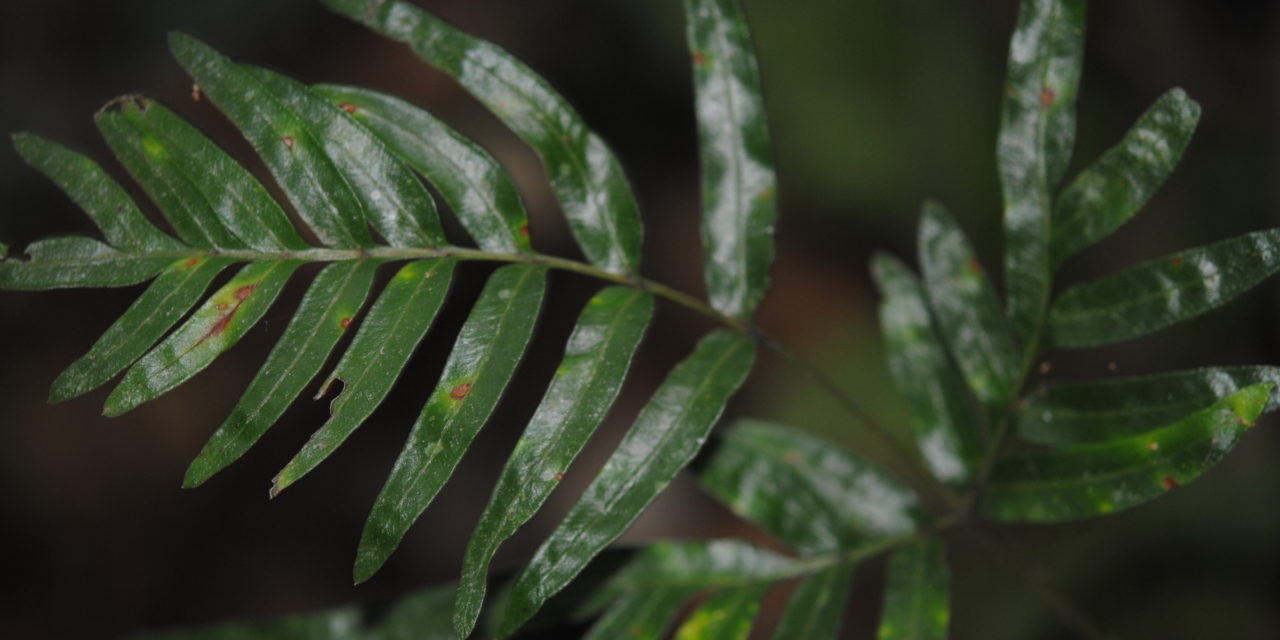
[700,419,919,554]
[983,383,1271,522]
[872,252,979,483]
[770,561,854,640]
[314,84,531,255]
[918,202,1018,416]
[672,583,766,640]
[0,236,173,290]
[184,259,381,487]
[998,0,1086,339]
[50,256,233,403]
[1018,366,1280,445]
[1047,229,1280,347]
[583,589,690,640]
[322,0,642,273]
[13,133,181,252]
[455,286,654,637]
[104,260,301,416]
[169,33,374,248]
[877,537,949,640]
[685,0,777,320]
[498,331,756,637]
[272,259,457,495]
[355,264,546,583]
[1050,88,1200,267]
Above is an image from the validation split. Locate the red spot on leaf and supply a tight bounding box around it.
[692,51,707,66]
[1171,255,1183,267]
[759,188,773,199]
[449,382,473,400]
[554,472,564,482]
[183,257,200,268]
[1148,442,1160,451]
[519,223,530,238]
[191,84,202,102]
[967,258,983,275]
[340,103,358,114]
[1040,87,1056,109]
[283,135,295,149]
[340,316,353,330]
[1162,476,1179,490]
[234,284,258,301]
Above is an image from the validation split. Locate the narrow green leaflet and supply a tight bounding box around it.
[99,98,309,251]
[877,537,949,640]
[0,237,173,290]
[455,287,654,638]
[770,561,854,640]
[983,383,1271,522]
[1047,229,1280,347]
[673,584,767,640]
[354,264,546,583]
[998,0,1086,339]
[50,256,233,403]
[497,331,756,637]
[169,33,374,248]
[272,259,456,495]
[684,0,777,320]
[700,419,919,554]
[98,100,248,249]
[313,85,531,255]
[104,260,302,416]
[872,253,979,483]
[243,66,446,248]
[184,259,381,487]
[583,589,690,640]
[366,582,457,640]
[12,133,181,252]
[322,0,643,274]
[1050,88,1201,267]
[918,202,1018,416]
[1018,366,1280,445]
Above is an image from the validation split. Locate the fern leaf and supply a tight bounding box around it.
[272,259,457,495]
[685,0,777,320]
[355,264,548,583]
[183,259,382,487]
[999,0,1085,340]
[770,561,855,640]
[0,236,173,290]
[877,537,949,640]
[321,0,644,274]
[312,85,533,255]
[672,583,766,640]
[454,286,654,638]
[497,331,756,637]
[104,260,302,416]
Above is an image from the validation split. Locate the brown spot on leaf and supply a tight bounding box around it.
[559,134,569,142]
[1171,255,1183,267]
[340,103,358,114]
[1040,87,1056,109]
[1005,84,1016,97]
[191,84,202,102]
[1107,361,1118,372]
[554,472,565,482]
[283,135,295,149]
[1162,476,1179,490]
[759,188,773,199]
[340,316,353,330]
[1038,361,1051,375]
[183,257,200,268]
[519,223,530,238]
[692,51,707,66]
[449,382,473,400]
[967,258,983,275]
[784,450,803,467]
[1148,442,1160,451]
[234,284,258,301]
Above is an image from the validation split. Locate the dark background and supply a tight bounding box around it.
[1,0,1278,638]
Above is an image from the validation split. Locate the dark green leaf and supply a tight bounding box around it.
[1047,229,1280,347]
[272,259,456,495]
[0,236,173,290]
[13,133,181,252]
[1050,88,1200,267]
[243,66,447,248]
[983,383,1271,522]
[455,286,653,638]
[918,202,1019,416]
[129,608,362,640]
[354,264,546,583]
[583,589,690,640]
[184,259,382,487]
[321,0,643,274]
[367,582,457,640]
[168,33,374,248]
[497,331,756,637]
[50,256,234,403]
[700,419,920,554]
[872,252,980,483]
[313,85,532,255]
[1018,366,1280,445]
[684,0,777,320]
[998,0,1086,339]
[877,537,949,640]
[104,260,302,416]
[672,584,766,640]
[770,562,854,640]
